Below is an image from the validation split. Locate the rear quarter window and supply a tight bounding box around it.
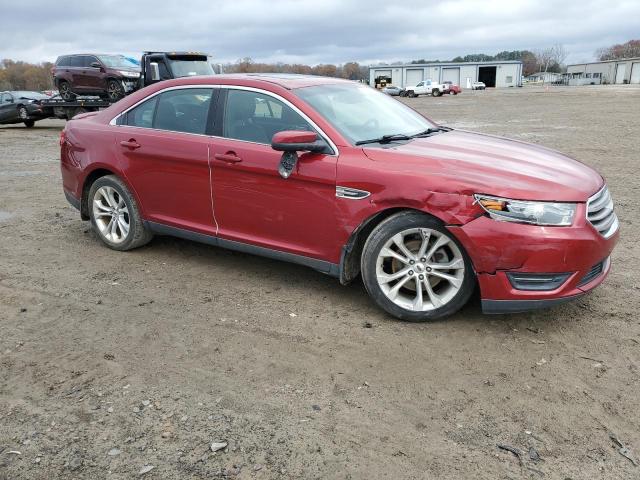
[125,97,158,128]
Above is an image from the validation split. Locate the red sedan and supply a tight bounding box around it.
[60,74,619,321]
[443,81,461,95]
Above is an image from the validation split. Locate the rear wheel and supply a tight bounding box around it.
[88,175,152,251]
[361,212,475,321]
[107,80,124,102]
[432,89,442,97]
[23,120,35,128]
[59,81,74,101]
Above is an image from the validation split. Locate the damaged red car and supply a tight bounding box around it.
[60,74,619,321]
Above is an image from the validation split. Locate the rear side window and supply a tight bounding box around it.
[56,56,70,66]
[67,56,83,67]
[125,96,158,128]
[124,88,213,134]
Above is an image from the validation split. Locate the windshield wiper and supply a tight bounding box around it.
[355,127,452,146]
[355,133,412,146]
[409,126,452,138]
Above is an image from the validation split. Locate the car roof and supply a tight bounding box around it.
[162,73,356,90]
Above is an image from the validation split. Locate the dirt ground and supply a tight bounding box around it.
[1,85,639,480]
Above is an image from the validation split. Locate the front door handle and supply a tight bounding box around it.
[214,152,242,163]
[120,139,141,149]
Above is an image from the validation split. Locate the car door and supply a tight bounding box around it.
[66,56,88,92]
[209,87,339,261]
[0,93,16,122]
[114,87,217,235]
[83,55,104,90]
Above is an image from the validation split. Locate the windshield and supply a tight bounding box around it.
[168,59,214,77]
[295,83,436,145]
[98,55,139,70]
[13,91,49,100]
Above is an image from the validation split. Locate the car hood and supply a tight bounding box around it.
[362,130,603,202]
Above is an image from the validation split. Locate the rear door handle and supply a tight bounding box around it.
[120,139,141,149]
[214,152,242,163]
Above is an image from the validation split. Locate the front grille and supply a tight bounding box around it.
[587,186,618,238]
[577,257,608,287]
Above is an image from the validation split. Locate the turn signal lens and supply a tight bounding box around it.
[478,199,506,211]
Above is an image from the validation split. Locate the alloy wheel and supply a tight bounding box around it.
[108,81,123,101]
[375,227,465,311]
[92,186,130,244]
[18,107,28,119]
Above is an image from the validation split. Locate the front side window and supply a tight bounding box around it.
[295,83,436,145]
[222,89,314,144]
[125,88,213,134]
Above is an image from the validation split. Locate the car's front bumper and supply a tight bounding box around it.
[449,203,619,313]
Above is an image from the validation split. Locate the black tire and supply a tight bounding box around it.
[361,211,476,322]
[88,175,153,251]
[23,120,35,128]
[432,89,442,97]
[407,90,416,98]
[107,79,124,102]
[59,81,74,101]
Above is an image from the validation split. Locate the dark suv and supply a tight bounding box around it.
[52,54,141,102]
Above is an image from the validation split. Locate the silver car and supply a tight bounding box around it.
[381,86,404,96]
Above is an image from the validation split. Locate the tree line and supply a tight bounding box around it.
[1,39,637,91]
[0,59,54,91]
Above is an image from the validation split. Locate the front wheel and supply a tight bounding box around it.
[361,212,475,321]
[107,80,125,102]
[432,89,442,97]
[407,90,417,98]
[88,175,152,251]
[24,120,35,128]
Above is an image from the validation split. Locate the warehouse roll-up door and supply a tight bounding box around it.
[630,63,640,84]
[374,69,392,79]
[441,68,460,86]
[615,63,626,84]
[405,69,424,86]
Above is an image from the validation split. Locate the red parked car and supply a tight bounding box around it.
[60,74,619,321]
[443,81,461,95]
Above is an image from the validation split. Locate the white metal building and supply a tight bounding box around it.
[369,61,523,89]
[566,57,640,85]
[525,71,563,84]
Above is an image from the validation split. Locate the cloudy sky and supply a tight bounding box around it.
[2,0,638,65]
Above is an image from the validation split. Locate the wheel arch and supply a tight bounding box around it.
[339,207,447,285]
[80,168,140,221]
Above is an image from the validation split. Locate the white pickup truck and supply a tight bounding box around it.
[403,79,446,97]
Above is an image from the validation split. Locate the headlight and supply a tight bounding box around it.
[474,194,576,226]
[119,70,140,78]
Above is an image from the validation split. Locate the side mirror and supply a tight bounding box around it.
[271,131,329,179]
[90,62,102,68]
[271,131,327,153]
[150,62,160,82]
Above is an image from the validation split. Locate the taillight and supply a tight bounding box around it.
[59,130,67,146]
